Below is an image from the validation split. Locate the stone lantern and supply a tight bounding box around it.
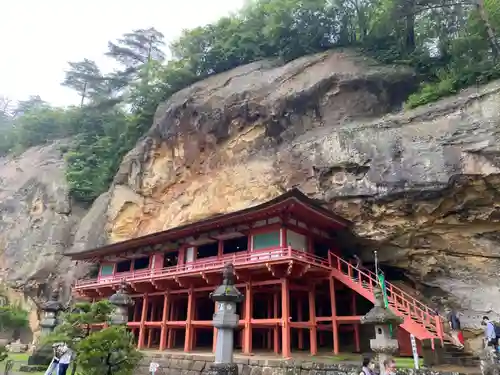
[209,263,244,375]
[108,281,134,326]
[39,287,64,335]
[361,287,403,374]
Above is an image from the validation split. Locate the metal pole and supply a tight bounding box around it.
[374,250,379,277]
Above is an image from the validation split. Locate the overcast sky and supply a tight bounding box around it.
[1,0,244,107]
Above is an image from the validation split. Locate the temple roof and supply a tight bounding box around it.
[65,188,352,261]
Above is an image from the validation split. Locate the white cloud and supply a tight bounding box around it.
[0,0,244,107]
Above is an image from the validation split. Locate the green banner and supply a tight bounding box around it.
[378,272,393,337]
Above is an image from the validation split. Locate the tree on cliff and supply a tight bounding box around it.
[62,59,107,107]
[1,0,500,203]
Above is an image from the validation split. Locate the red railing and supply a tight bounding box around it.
[74,246,446,344]
[328,251,446,343]
[75,247,330,289]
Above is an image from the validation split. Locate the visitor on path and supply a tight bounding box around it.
[482,316,499,349]
[44,342,63,375]
[446,308,465,350]
[383,358,397,375]
[56,343,73,375]
[359,356,375,375]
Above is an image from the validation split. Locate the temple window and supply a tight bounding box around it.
[116,260,132,273]
[163,251,179,267]
[197,241,218,259]
[223,236,248,255]
[252,231,280,250]
[133,256,150,270]
[286,230,307,252]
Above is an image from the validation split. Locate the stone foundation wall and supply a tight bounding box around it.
[136,353,470,375]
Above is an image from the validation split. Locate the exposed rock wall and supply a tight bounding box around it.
[0,140,89,340]
[102,49,500,351]
[3,49,500,351]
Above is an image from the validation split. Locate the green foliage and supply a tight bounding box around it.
[43,301,140,375]
[43,300,114,346]
[0,304,29,331]
[77,326,141,375]
[2,0,500,201]
[0,346,7,362]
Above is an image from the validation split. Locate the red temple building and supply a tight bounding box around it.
[68,189,449,358]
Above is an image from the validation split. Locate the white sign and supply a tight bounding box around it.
[149,362,160,374]
[410,334,419,369]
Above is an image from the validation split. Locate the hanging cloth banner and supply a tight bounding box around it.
[378,272,393,337]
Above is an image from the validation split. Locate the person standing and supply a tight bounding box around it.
[482,316,498,349]
[56,343,73,375]
[44,343,62,375]
[446,308,464,349]
[383,358,397,375]
[359,356,375,375]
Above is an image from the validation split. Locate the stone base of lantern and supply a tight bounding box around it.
[206,363,238,375]
[369,338,399,354]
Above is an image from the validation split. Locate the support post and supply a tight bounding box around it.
[160,292,170,350]
[281,278,291,358]
[352,292,360,352]
[138,294,149,349]
[267,297,272,349]
[273,291,279,354]
[184,289,194,352]
[243,282,253,354]
[147,298,157,348]
[297,298,304,350]
[329,277,339,354]
[309,286,317,356]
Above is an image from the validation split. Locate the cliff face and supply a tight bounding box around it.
[2,49,500,349]
[106,49,500,350]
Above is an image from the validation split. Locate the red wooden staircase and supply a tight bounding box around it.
[328,252,449,345]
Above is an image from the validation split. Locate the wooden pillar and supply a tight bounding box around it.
[329,277,339,354]
[167,299,175,349]
[243,282,253,354]
[352,292,360,352]
[147,298,157,348]
[267,297,272,349]
[218,240,223,259]
[160,292,170,350]
[297,298,304,350]
[184,289,194,352]
[133,298,139,322]
[309,286,318,355]
[138,294,149,349]
[281,278,291,358]
[273,291,279,354]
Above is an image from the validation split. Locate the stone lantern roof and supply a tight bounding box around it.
[109,281,134,308]
[41,288,64,313]
[360,287,403,325]
[209,263,244,303]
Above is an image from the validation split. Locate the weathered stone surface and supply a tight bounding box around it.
[135,352,477,375]
[0,139,93,341]
[3,49,500,352]
[96,48,500,351]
